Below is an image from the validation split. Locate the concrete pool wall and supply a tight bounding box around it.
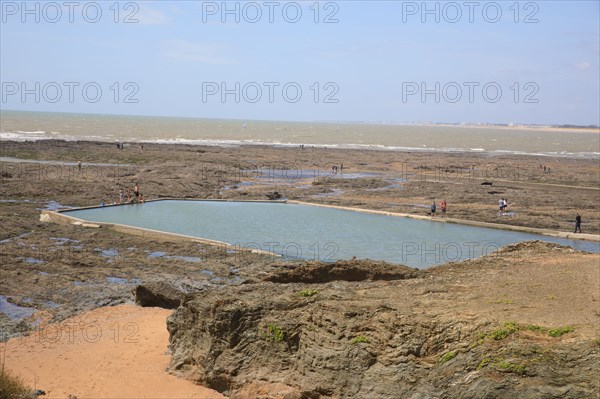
[286,201,600,243]
[42,198,598,242]
[40,198,599,267]
[40,199,289,257]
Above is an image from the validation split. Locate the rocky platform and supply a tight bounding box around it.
[167,243,600,398]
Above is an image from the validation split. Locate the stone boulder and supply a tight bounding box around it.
[134,281,184,309]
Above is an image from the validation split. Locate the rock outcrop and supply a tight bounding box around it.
[134,282,185,309]
[263,259,420,283]
[167,248,600,398]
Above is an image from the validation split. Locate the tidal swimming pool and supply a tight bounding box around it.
[63,200,599,269]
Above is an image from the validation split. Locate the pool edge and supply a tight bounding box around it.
[39,199,288,258]
[40,199,600,246]
[288,200,600,243]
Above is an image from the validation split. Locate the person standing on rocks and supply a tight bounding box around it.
[430,201,436,217]
[440,200,447,218]
[574,213,582,233]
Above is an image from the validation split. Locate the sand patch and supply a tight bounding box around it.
[1,304,224,398]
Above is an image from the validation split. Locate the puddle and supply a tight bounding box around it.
[244,169,306,180]
[313,188,344,197]
[107,276,141,285]
[337,172,383,179]
[96,248,119,258]
[50,237,81,245]
[167,255,203,262]
[36,201,77,211]
[366,183,402,191]
[35,270,49,276]
[19,257,44,264]
[0,232,32,244]
[0,296,36,321]
[226,276,244,285]
[0,157,132,167]
[247,169,385,181]
[147,251,203,262]
[200,269,215,277]
[42,301,60,309]
[0,199,33,204]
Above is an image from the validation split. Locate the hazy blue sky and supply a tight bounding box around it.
[1,1,598,125]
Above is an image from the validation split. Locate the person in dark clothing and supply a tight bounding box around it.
[430,201,436,217]
[574,213,582,233]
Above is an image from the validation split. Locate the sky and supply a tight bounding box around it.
[1,0,599,125]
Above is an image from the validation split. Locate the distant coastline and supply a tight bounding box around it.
[1,110,599,159]
[2,109,599,132]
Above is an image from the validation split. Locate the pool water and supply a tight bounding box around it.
[63,201,599,268]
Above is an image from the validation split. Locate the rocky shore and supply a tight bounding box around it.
[166,243,599,398]
[1,140,599,397]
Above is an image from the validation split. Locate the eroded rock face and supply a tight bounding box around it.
[167,251,600,399]
[168,261,439,397]
[167,283,482,398]
[263,260,421,284]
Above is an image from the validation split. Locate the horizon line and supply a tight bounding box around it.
[1,109,598,130]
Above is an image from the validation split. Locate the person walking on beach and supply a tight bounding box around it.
[574,213,582,233]
[440,200,447,218]
[498,198,504,215]
[430,201,437,217]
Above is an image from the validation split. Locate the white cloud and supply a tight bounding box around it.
[574,62,591,71]
[161,40,232,64]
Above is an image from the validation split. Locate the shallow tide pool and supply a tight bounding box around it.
[63,200,599,268]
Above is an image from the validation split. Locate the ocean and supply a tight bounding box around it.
[1,110,599,159]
